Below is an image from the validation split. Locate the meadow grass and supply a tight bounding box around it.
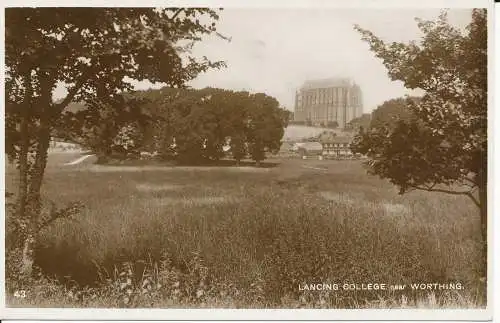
[5,157,486,308]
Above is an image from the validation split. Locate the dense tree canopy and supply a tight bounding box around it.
[346,113,371,131]
[63,87,289,165]
[369,97,419,130]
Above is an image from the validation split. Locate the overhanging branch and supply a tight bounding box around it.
[170,8,184,21]
[410,184,480,208]
[462,176,479,187]
[53,66,94,114]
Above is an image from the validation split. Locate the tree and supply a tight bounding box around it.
[245,93,288,166]
[220,90,251,165]
[352,9,487,273]
[155,88,213,164]
[92,87,288,167]
[149,87,238,164]
[370,97,419,130]
[198,88,239,162]
[317,130,337,143]
[230,135,247,165]
[346,113,371,131]
[55,94,153,162]
[5,8,226,277]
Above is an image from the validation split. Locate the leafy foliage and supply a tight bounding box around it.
[352,9,487,248]
[5,7,227,276]
[65,87,289,165]
[6,8,226,160]
[369,97,419,130]
[346,114,371,132]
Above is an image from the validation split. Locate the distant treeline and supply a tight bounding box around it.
[55,87,290,165]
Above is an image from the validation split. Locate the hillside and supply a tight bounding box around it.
[283,125,349,141]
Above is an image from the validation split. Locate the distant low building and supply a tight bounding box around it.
[321,136,353,157]
[296,142,324,157]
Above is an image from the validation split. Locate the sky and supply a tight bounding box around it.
[54,8,474,114]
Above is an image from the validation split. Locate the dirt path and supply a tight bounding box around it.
[64,154,96,165]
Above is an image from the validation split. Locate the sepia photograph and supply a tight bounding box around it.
[1,0,494,320]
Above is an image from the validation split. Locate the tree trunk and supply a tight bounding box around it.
[18,72,33,278]
[21,135,50,277]
[479,185,487,249]
[475,170,487,305]
[17,111,29,220]
[20,81,53,277]
[478,175,487,282]
[17,72,32,220]
[18,121,32,277]
[20,210,37,278]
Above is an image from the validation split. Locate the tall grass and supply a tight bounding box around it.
[5,160,485,308]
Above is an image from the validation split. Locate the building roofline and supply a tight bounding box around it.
[299,78,358,90]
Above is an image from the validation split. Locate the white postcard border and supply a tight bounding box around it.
[0,0,496,321]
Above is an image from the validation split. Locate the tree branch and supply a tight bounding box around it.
[170,8,184,21]
[466,192,481,208]
[462,176,478,187]
[410,184,480,208]
[53,66,94,114]
[38,201,82,231]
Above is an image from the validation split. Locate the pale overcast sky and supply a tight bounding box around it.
[54,8,473,113]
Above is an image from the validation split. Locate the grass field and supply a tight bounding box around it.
[5,154,486,308]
